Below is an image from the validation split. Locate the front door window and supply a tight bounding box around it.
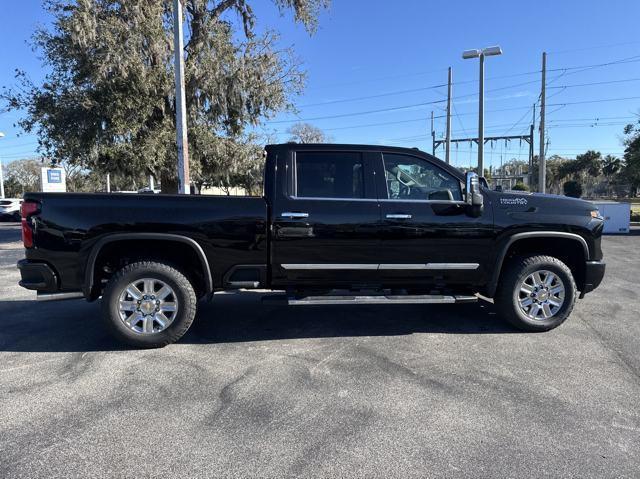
[382,153,462,201]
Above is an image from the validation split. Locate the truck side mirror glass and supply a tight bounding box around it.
[465,172,484,208]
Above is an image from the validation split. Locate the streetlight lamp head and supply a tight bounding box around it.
[0,132,5,138]
[462,49,481,59]
[482,45,502,56]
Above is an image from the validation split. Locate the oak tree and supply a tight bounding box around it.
[2,0,330,192]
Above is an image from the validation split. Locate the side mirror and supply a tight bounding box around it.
[465,172,484,208]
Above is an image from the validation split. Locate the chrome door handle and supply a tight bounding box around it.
[281,212,309,219]
[386,213,412,219]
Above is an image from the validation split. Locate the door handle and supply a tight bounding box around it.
[386,213,412,219]
[281,212,309,219]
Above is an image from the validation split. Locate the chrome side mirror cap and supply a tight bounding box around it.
[465,172,484,208]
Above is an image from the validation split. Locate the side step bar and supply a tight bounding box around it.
[287,294,477,306]
[37,291,84,301]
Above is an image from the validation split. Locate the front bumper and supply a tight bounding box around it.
[582,260,606,295]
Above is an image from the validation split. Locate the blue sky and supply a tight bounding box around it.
[1,0,640,171]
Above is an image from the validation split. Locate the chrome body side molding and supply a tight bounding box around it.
[281,263,480,270]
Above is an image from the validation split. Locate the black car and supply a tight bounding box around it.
[17,143,605,347]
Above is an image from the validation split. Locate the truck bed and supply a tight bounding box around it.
[22,192,268,293]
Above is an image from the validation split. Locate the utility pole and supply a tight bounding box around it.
[445,67,452,164]
[173,0,190,194]
[430,111,435,156]
[529,103,536,189]
[538,51,547,193]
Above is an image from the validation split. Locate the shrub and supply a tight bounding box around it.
[512,182,529,191]
[563,180,583,198]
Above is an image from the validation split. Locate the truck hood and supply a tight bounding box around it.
[489,190,597,216]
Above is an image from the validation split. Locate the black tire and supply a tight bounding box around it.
[102,261,197,348]
[495,255,577,332]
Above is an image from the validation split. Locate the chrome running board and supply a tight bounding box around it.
[287,294,477,306]
[36,291,84,301]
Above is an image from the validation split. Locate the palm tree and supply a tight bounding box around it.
[602,155,622,197]
[574,150,602,197]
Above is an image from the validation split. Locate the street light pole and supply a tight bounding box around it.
[0,132,5,199]
[462,46,502,177]
[478,54,485,175]
[173,0,190,194]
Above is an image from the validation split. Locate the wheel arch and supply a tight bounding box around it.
[84,233,213,299]
[486,232,589,298]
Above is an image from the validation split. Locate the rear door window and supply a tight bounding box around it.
[295,151,364,199]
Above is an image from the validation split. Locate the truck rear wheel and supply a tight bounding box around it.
[102,261,197,348]
[495,255,577,332]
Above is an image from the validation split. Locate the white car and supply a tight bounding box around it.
[0,198,23,222]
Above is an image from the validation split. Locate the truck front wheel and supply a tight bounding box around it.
[495,255,577,332]
[102,261,198,348]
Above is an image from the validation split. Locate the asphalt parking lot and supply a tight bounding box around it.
[1,223,639,478]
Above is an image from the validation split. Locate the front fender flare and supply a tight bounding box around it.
[486,231,589,297]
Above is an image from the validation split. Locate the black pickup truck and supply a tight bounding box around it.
[18,143,605,347]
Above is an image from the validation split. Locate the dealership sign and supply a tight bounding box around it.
[41,167,67,192]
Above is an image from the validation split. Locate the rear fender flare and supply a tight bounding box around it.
[83,233,213,298]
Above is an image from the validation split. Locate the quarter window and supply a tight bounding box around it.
[382,153,462,201]
[295,152,364,199]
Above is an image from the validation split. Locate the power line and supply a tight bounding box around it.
[294,54,640,112]
[270,90,640,127]
[267,99,447,124]
[548,122,629,129]
[300,76,539,109]
[548,40,640,55]
[305,67,450,91]
[549,115,636,122]
[0,141,40,150]
[268,102,637,134]
[548,77,640,89]
[268,116,431,134]
[0,152,44,159]
[270,103,537,126]
[298,83,447,107]
[547,54,640,72]
[548,95,640,107]
[504,105,534,135]
[452,79,539,101]
[449,149,624,156]
[452,103,469,137]
[271,114,636,136]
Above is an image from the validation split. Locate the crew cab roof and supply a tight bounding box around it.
[265,143,465,180]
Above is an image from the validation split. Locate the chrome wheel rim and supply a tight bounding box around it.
[517,270,565,321]
[118,278,178,334]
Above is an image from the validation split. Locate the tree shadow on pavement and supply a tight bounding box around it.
[0,292,518,353]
